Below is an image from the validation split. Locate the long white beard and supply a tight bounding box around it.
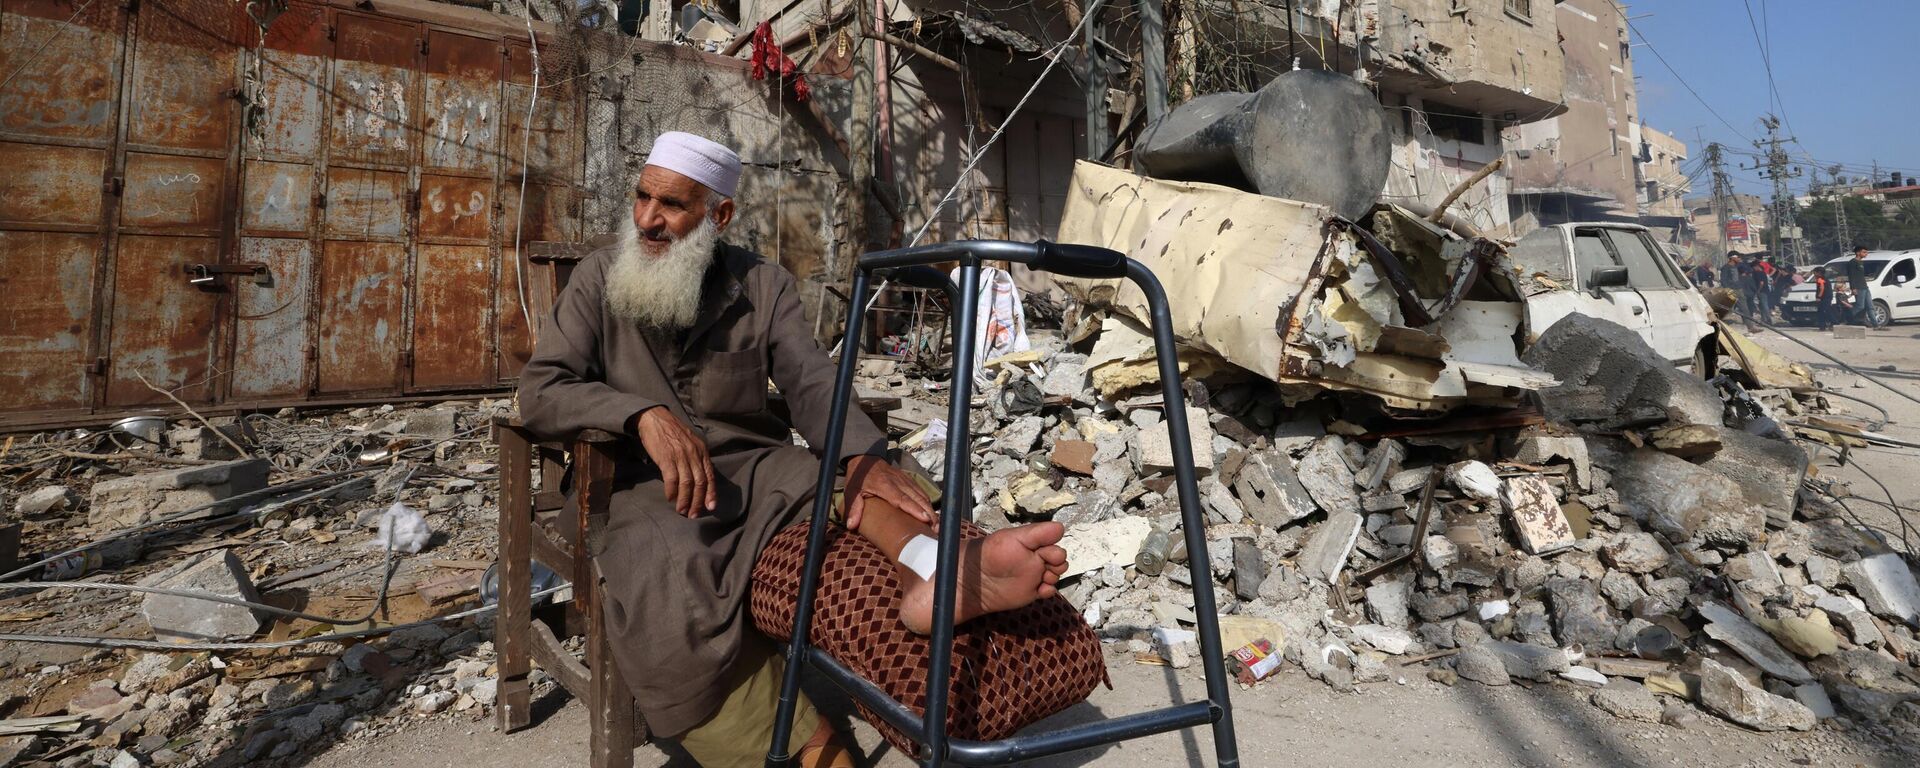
[605,214,719,332]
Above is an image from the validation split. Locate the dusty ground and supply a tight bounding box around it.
[300,324,1920,768]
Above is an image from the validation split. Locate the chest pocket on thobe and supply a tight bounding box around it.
[692,348,767,415]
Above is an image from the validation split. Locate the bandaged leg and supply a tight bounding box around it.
[846,489,1070,635]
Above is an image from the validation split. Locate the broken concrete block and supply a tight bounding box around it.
[1445,461,1500,502]
[1512,433,1594,490]
[1480,640,1571,681]
[1231,538,1265,601]
[1040,354,1090,399]
[1295,437,1361,517]
[1200,476,1245,525]
[89,459,271,529]
[1454,643,1511,686]
[1697,658,1816,731]
[996,416,1045,458]
[1593,445,1763,550]
[1358,439,1405,491]
[1058,516,1153,580]
[1501,476,1574,555]
[1600,532,1669,574]
[1724,551,1783,587]
[403,408,459,439]
[1697,602,1814,684]
[1134,407,1214,476]
[1298,511,1363,583]
[1700,428,1809,522]
[1230,451,1317,529]
[1522,314,1724,427]
[1841,553,1920,626]
[1647,424,1722,459]
[1050,440,1096,475]
[1351,624,1415,655]
[1545,578,1619,650]
[1599,570,1647,611]
[140,550,264,643]
[1560,666,1608,688]
[1792,683,1837,720]
[16,485,76,516]
[1365,577,1412,629]
[166,424,251,462]
[1591,679,1663,722]
[1816,595,1885,647]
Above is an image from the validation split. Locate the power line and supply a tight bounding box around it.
[1618,13,1752,144]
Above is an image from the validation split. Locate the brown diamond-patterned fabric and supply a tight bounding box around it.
[750,521,1106,755]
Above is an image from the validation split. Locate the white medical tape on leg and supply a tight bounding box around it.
[897,534,939,581]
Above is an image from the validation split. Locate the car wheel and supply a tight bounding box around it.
[1691,342,1718,379]
[1873,300,1892,328]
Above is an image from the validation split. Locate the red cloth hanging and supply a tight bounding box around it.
[748,21,810,101]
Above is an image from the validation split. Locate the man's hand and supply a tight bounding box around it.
[629,407,716,517]
[842,455,936,532]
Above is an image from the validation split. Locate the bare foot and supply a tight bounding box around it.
[899,522,1070,635]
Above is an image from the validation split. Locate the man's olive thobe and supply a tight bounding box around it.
[519,242,886,736]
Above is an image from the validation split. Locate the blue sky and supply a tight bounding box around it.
[1627,0,1920,198]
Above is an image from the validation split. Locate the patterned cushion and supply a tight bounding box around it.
[750,522,1107,755]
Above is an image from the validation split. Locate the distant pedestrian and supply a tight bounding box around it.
[1843,245,1881,327]
[1719,253,1742,293]
[1812,266,1835,331]
[1690,263,1716,287]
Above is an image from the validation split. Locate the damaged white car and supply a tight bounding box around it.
[1507,222,1718,373]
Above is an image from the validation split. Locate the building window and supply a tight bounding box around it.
[1425,102,1486,145]
[1505,0,1532,21]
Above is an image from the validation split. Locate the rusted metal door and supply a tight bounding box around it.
[0,0,125,417]
[411,30,501,390]
[316,12,417,395]
[102,2,247,407]
[496,39,580,384]
[0,0,583,429]
[230,1,328,400]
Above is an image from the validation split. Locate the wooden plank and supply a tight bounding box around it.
[495,426,534,733]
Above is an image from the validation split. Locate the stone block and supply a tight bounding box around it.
[1298,511,1363,583]
[16,486,76,516]
[1697,601,1813,684]
[1591,679,1663,722]
[1512,433,1594,490]
[1546,578,1619,649]
[140,550,264,643]
[1842,553,1920,626]
[89,459,271,529]
[403,408,460,439]
[1600,532,1669,574]
[1050,440,1096,475]
[1592,444,1763,549]
[1231,451,1318,529]
[165,424,252,462]
[1502,475,1575,555]
[1296,437,1361,517]
[1365,577,1412,629]
[1697,658,1816,731]
[1231,538,1265,601]
[1522,314,1724,427]
[1134,407,1214,476]
[1701,428,1809,522]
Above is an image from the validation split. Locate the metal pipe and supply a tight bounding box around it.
[1132,258,1240,767]
[766,268,872,767]
[945,702,1219,765]
[923,260,983,764]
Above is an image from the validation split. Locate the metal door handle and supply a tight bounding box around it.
[1632,305,1645,315]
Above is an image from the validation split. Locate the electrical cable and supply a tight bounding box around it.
[1744,318,1920,409]
[0,424,486,582]
[0,0,99,91]
[1816,388,1891,431]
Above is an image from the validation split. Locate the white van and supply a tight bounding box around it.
[1509,223,1718,371]
[1781,250,1920,327]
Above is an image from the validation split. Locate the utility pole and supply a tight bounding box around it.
[1827,165,1852,257]
[1704,142,1735,256]
[1745,115,1805,264]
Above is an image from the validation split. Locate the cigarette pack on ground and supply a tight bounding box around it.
[1229,638,1282,685]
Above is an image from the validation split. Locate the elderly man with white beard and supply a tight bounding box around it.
[518,132,1070,768]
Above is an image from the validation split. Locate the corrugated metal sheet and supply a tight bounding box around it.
[0,0,585,428]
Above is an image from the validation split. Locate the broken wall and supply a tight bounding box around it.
[1505,0,1641,231]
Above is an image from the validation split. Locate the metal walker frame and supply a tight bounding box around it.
[766,240,1240,767]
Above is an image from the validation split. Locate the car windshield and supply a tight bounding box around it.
[1829,258,1888,280]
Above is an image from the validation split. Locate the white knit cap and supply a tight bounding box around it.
[644,131,742,198]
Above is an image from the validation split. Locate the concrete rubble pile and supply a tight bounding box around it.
[0,402,535,768]
[859,301,1920,737]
